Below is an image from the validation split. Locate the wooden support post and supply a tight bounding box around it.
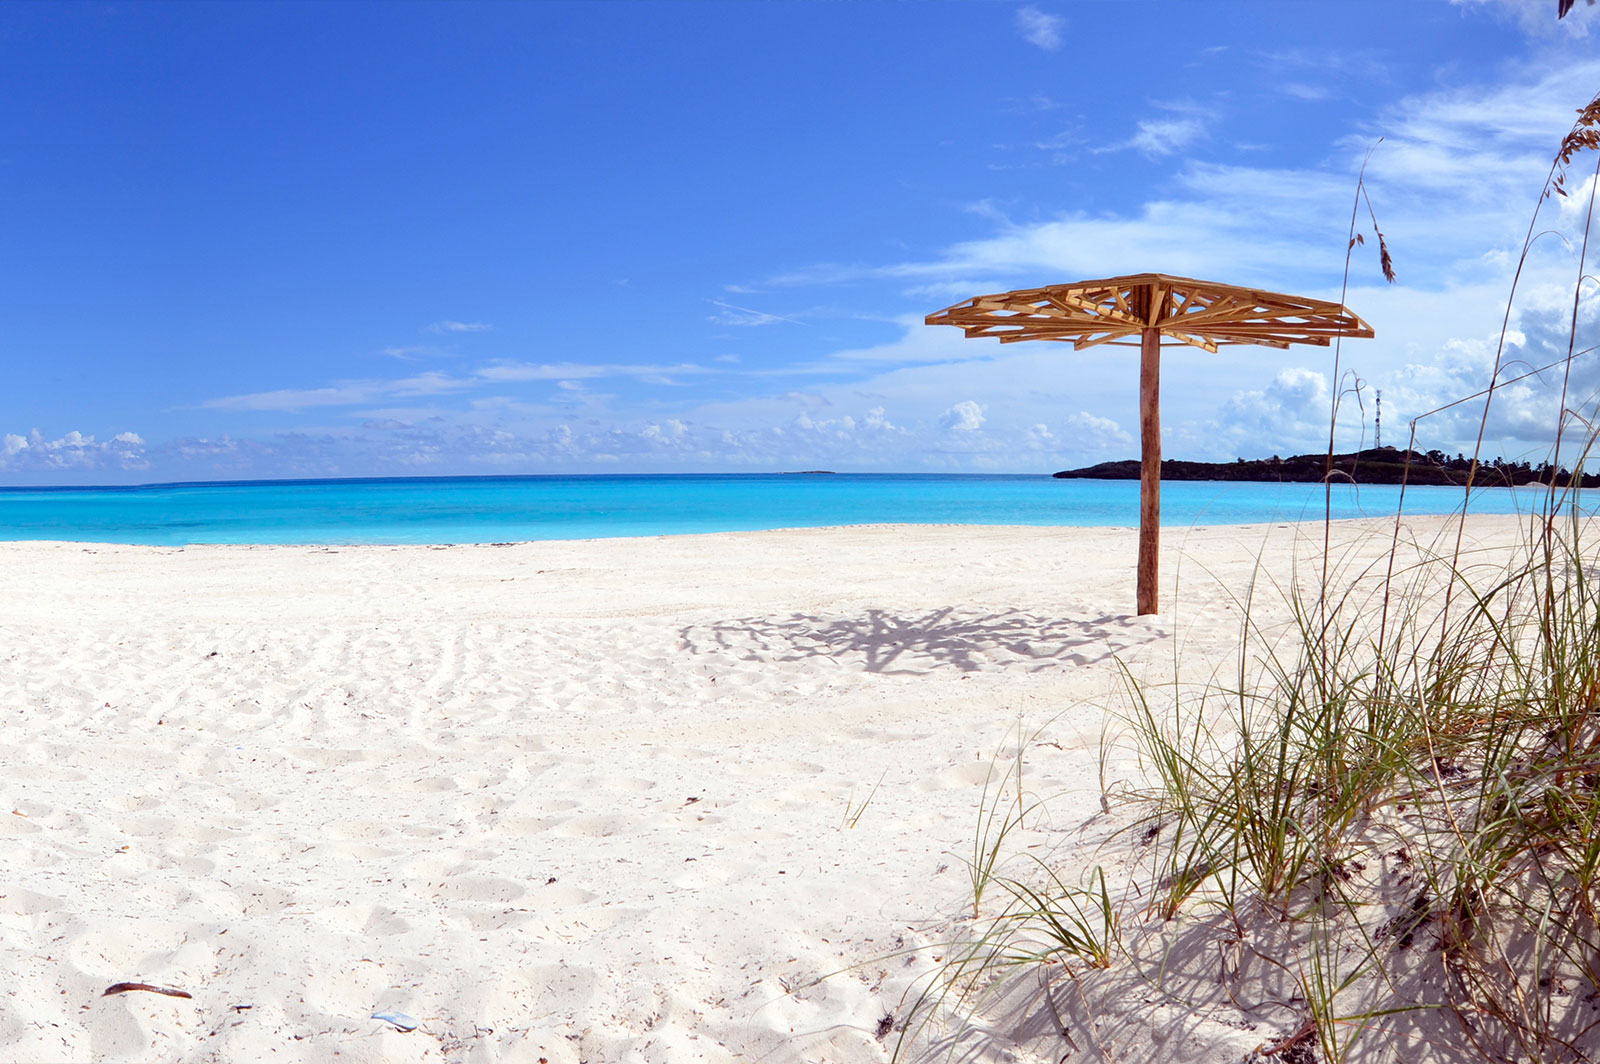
[1137,326,1161,615]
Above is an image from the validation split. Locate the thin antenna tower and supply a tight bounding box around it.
[1375,389,1382,450]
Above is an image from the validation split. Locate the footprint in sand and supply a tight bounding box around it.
[912,760,1000,792]
[67,923,194,980]
[412,874,529,905]
[301,959,389,1016]
[551,814,639,838]
[361,906,413,936]
[721,759,826,778]
[0,888,62,933]
[0,813,42,837]
[391,775,459,794]
[118,815,176,839]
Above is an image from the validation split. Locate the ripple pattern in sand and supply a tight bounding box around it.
[0,532,1179,1063]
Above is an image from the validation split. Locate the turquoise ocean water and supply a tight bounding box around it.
[0,474,1565,546]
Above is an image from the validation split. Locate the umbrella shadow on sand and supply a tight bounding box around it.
[680,607,1161,675]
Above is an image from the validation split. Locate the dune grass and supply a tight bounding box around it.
[887,86,1600,1064]
[1119,499,1600,1062]
[894,465,1600,1064]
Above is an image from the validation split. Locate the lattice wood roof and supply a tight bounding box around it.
[925,273,1372,353]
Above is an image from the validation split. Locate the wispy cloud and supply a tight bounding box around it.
[1281,82,1335,102]
[818,314,992,367]
[204,361,717,414]
[767,58,1600,302]
[99,40,1600,480]
[764,189,1345,296]
[1002,94,1067,114]
[1127,116,1207,157]
[706,298,809,327]
[380,345,448,360]
[474,361,710,383]
[204,371,473,412]
[1015,6,1064,51]
[1094,101,1211,157]
[426,320,493,334]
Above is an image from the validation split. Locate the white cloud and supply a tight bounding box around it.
[940,400,986,432]
[1015,6,1064,51]
[862,406,896,432]
[1451,0,1593,36]
[1211,367,1334,455]
[0,429,148,472]
[738,58,1600,469]
[640,419,689,443]
[764,172,1352,296]
[818,314,994,367]
[1063,411,1131,447]
[67,44,1600,481]
[1376,292,1600,458]
[426,320,492,334]
[767,61,1600,303]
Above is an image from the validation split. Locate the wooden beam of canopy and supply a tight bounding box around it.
[926,273,1373,616]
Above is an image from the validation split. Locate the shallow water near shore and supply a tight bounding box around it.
[0,471,1570,545]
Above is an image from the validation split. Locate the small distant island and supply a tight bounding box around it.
[1054,447,1600,488]
[782,470,837,475]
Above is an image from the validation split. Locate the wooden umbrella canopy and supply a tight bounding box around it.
[926,273,1373,615]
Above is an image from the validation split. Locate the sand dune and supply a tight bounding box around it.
[0,519,1525,1062]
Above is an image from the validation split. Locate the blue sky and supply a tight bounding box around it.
[4,0,1600,485]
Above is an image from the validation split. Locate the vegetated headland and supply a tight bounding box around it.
[1053,445,1600,487]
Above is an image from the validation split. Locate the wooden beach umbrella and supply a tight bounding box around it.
[926,273,1373,616]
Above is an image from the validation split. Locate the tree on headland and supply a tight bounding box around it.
[1053,447,1600,487]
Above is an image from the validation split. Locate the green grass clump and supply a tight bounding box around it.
[886,85,1600,1063]
[1117,495,1600,1062]
[897,499,1600,1064]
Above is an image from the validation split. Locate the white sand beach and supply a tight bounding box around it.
[0,517,1532,1063]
